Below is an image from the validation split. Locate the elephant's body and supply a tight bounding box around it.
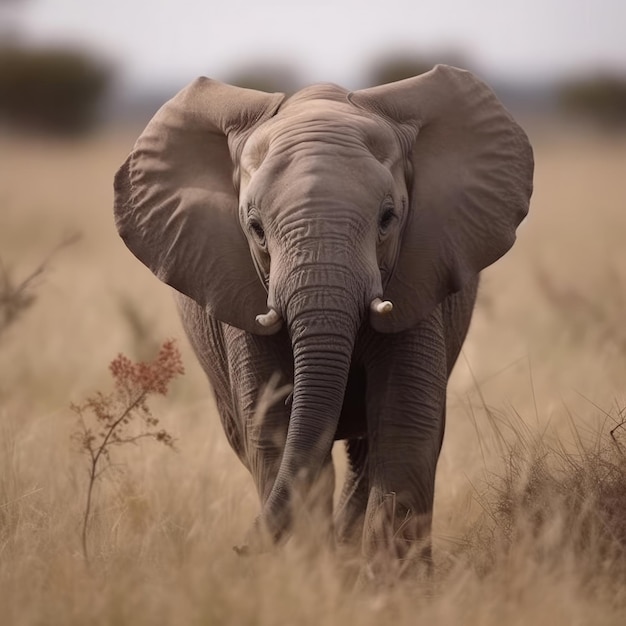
[177,277,478,558]
[114,65,532,574]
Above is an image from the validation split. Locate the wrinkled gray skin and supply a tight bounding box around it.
[114,66,533,574]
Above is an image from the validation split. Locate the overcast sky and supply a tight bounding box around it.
[7,0,626,89]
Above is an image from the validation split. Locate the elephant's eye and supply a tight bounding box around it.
[248,217,266,246]
[378,206,396,235]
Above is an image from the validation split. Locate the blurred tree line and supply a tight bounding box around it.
[558,74,626,127]
[0,44,111,134]
[1,38,625,134]
[228,54,626,129]
[365,52,467,86]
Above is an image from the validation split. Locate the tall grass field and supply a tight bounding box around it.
[1,123,626,624]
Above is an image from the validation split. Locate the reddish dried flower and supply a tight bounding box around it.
[109,339,185,398]
[71,339,183,562]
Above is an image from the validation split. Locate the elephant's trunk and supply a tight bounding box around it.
[259,260,365,541]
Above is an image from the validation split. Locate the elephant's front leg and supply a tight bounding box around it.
[224,326,335,549]
[335,437,369,546]
[362,308,448,578]
[224,325,293,505]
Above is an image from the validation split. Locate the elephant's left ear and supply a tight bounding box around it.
[349,65,534,332]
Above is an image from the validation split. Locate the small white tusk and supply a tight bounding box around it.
[255,308,282,328]
[370,298,393,315]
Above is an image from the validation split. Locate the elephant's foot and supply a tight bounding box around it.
[233,514,282,556]
[363,492,434,581]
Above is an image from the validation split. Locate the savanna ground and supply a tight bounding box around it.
[1,118,626,625]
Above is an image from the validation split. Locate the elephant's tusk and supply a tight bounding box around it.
[370,297,393,315]
[256,308,282,328]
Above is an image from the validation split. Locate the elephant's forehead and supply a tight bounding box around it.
[241,99,399,171]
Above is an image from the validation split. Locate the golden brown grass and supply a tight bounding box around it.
[1,124,626,624]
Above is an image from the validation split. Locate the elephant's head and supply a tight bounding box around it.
[114,65,533,541]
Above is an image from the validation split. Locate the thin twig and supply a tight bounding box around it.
[6,232,81,299]
[0,232,81,337]
[81,391,146,562]
[609,421,626,453]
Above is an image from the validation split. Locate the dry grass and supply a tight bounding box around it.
[1,124,626,624]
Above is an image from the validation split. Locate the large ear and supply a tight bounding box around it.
[349,65,533,332]
[114,78,285,334]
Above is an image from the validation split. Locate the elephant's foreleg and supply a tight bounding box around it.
[362,309,448,577]
[245,401,290,504]
[223,326,293,505]
[335,437,369,546]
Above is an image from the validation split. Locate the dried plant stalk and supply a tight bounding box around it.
[71,339,183,562]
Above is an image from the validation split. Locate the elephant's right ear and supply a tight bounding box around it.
[114,78,285,333]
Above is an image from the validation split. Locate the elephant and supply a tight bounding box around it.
[113,65,533,574]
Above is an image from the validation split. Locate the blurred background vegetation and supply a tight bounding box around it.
[2,41,625,135]
[558,74,626,127]
[1,0,625,137]
[0,44,111,134]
